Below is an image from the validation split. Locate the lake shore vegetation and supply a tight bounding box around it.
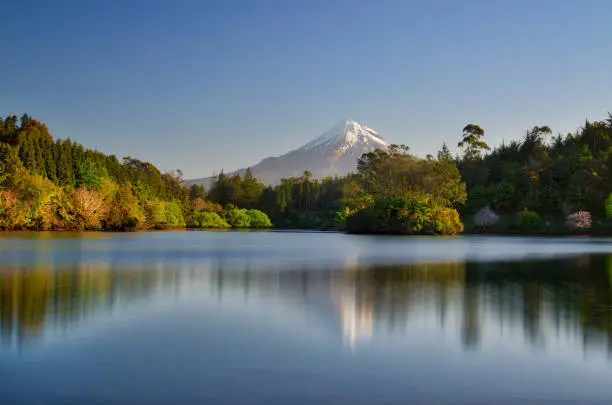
[3,112,612,235]
[0,114,271,231]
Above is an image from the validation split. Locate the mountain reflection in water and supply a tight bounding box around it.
[2,254,612,356]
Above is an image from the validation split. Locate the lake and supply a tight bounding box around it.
[1,231,612,405]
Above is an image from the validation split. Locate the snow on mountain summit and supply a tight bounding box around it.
[187,119,392,186]
[302,119,389,152]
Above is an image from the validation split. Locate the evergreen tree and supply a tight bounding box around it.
[56,139,75,187]
[0,144,22,187]
[45,140,57,182]
[437,143,452,161]
[76,159,102,189]
[241,168,264,208]
[189,184,206,200]
[19,136,36,172]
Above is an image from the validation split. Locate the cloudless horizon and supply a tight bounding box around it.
[1,0,611,178]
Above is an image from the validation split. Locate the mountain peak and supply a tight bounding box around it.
[339,118,358,126]
[302,119,389,152]
[187,119,392,187]
[331,118,368,131]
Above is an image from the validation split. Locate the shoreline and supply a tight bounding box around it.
[0,227,607,237]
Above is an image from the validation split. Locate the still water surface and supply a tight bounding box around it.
[1,231,612,404]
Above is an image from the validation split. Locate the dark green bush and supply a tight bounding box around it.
[516,210,541,231]
[222,208,251,228]
[345,198,463,235]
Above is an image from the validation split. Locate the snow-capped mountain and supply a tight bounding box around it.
[301,120,388,153]
[188,119,390,187]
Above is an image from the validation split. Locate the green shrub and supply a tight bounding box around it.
[222,208,251,228]
[144,201,166,225]
[164,201,184,226]
[143,200,184,228]
[516,210,540,231]
[246,209,272,228]
[345,197,463,235]
[335,207,353,228]
[105,186,146,231]
[191,212,230,228]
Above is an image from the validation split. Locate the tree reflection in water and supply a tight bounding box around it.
[1,254,612,356]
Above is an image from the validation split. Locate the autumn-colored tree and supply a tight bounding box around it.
[72,187,110,230]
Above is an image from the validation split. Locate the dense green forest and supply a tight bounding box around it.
[458,116,612,233]
[0,114,271,231]
[2,112,612,234]
[205,112,612,235]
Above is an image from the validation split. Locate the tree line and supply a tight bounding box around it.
[203,112,612,235]
[0,114,271,230]
[205,144,466,234]
[3,112,612,234]
[458,114,612,233]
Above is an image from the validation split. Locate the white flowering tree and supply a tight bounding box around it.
[474,206,499,229]
[566,211,592,230]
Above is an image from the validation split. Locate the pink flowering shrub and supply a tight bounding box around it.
[566,211,592,230]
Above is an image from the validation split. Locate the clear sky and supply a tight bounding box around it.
[1,0,611,178]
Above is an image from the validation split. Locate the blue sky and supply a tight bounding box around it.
[1,0,611,177]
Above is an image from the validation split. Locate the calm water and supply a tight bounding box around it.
[1,231,612,405]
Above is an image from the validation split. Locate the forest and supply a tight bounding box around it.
[207,113,612,235]
[0,114,271,231]
[2,112,612,234]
